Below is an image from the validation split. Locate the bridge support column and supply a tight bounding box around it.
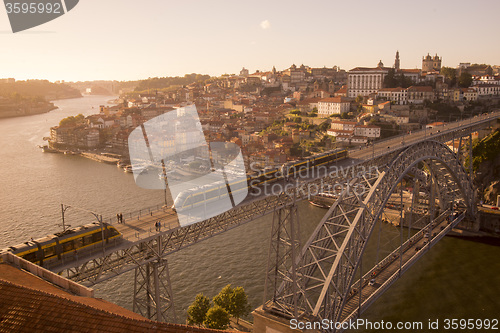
[263,199,301,318]
[133,258,176,323]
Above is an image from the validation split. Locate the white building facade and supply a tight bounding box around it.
[317,97,351,117]
[348,67,389,98]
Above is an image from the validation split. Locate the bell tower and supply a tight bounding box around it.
[394,50,400,71]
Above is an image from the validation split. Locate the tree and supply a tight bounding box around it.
[204,306,230,330]
[213,284,233,311]
[230,287,251,323]
[187,293,210,327]
[458,72,473,88]
[213,284,251,324]
[318,122,330,132]
[441,66,457,86]
[383,68,397,88]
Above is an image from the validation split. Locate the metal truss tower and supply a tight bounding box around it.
[133,258,177,322]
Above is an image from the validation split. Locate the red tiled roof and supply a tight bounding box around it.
[407,86,433,92]
[399,69,421,73]
[331,120,357,125]
[0,264,239,333]
[318,97,350,103]
[355,124,380,129]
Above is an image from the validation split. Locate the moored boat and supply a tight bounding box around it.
[308,192,338,209]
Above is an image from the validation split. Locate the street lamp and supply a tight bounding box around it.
[161,159,169,208]
[60,204,71,232]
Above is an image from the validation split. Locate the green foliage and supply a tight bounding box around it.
[290,110,301,115]
[187,293,210,327]
[427,102,462,120]
[204,306,230,330]
[441,67,456,86]
[355,95,364,104]
[59,114,85,127]
[468,129,500,171]
[383,69,412,88]
[293,117,302,123]
[458,72,473,88]
[0,80,80,100]
[383,69,397,88]
[134,74,211,91]
[213,285,233,311]
[318,122,330,131]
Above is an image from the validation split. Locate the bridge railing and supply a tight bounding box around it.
[350,209,451,292]
[104,203,168,225]
[341,211,465,329]
[3,251,94,297]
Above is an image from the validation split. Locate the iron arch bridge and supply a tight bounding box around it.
[264,140,476,332]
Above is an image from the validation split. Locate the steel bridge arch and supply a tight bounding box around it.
[268,140,476,328]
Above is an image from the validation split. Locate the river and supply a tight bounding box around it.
[0,95,499,331]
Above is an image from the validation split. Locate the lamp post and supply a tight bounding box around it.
[60,204,71,232]
[161,159,169,208]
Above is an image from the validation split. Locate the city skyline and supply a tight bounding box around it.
[1,0,499,82]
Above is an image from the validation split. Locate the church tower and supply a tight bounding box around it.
[394,50,400,71]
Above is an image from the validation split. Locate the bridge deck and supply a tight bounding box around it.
[339,211,464,324]
[30,111,500,285]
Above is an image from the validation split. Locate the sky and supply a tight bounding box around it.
[1,0,499,82]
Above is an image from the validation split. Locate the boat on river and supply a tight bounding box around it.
[308,192,338,209]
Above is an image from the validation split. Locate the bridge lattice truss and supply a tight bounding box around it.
[46,118,494,324]
[55,120,489,286]
[264,140,476,329]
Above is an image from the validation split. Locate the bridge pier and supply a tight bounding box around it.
[132,258,176,322]
[263,198,301,318]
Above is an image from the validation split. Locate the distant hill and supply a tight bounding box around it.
[0,80,81,101]
[133,74,211,92]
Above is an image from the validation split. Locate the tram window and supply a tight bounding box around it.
[23,252,37,262]
[62,241,74,252]
[92,232,102,243]
[44,246,56,258]
[108,228,120,237]
[82,235,93,245]
[184,195,194,205]
[205,189,217,199]
[74,237,83,249]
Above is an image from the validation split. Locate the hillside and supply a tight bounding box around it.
[472,127,500,204]
[0,80,81,101]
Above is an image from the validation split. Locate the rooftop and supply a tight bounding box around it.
[0,263,238,333]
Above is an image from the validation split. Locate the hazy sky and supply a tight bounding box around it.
[1,0,499,82]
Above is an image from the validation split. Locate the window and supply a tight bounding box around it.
[83,235,93,246]
[44,246,56,258]
[23,252,37,262]
[62,241,74,252]
[74,237,83,249]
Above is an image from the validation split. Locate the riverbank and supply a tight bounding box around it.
[80,152,121,165]
[0,104,58,119]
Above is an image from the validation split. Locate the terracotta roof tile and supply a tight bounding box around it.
[0,264,239,333]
